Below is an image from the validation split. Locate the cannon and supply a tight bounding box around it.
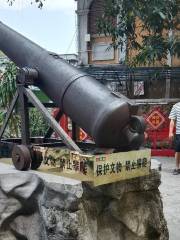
[0,21,145,171]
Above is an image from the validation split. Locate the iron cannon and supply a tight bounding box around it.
[0,21,145,170]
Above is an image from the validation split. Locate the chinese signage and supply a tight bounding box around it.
[38,147,151,186]
[146,110,165,130]
[93,149,150,186]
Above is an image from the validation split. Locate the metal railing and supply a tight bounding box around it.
[80,66,180,103]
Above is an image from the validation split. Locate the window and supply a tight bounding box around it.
[92,43,114,61]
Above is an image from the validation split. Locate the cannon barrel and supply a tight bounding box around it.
[0,21,144,149]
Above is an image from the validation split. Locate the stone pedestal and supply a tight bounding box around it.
[0,170,168,240]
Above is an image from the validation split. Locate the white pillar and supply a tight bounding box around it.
[76,0,94,65]
[76,9,89,65]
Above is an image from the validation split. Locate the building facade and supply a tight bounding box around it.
[76,0,126,66]
[76,0,180,67]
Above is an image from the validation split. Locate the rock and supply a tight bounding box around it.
[0,173,46,240]
[109,191,167,239]
[0,170,168,240]
[0,231,17,240]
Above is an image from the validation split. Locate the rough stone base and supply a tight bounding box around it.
[0,170,168,240]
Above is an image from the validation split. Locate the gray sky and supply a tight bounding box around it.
[0,0,77,54]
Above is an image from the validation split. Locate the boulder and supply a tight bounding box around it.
[0,170,168,240]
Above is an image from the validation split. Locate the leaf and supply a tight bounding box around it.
[98,0,179,66]
[159,12,166,20]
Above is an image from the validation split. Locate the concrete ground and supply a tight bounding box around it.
[0,157,179,240]
[157,156,180,240]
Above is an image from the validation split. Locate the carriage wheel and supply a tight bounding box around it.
[31,150,43,170]
[12,145,31,171]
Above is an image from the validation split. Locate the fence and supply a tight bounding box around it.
[80,66,180,100]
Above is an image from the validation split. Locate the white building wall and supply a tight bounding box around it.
[76,0,94,65]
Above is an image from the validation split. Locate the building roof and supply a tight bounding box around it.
[79,65,180,83]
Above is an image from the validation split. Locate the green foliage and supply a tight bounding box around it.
[98,0,180,66]
[0,62,20,137]
[0,61,17,108]
[29,108,48,137]
[7,0,45,8]
[0,111,4,128]
[0,61,48,137]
